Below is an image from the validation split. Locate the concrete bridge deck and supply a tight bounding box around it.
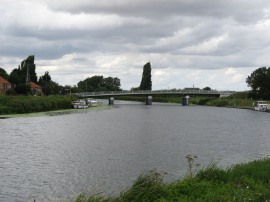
[75,89,235,98]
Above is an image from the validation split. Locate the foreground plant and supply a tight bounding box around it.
[75,158,270,202]
[185,154,200,178]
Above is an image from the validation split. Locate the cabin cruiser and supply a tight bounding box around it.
[73,100,88,109]
[254,101,268,112]
[87,98,98,107]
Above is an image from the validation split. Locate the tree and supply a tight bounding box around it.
[113,77,121,90]
[20,55,38,83]
[49,81,61,95]
[9,55,38,94]
[9,68,22,85]
[139,62,152,90]
[131,87,140,91]
[103,77,121,91]
[77,75,121,92]
[0,68,9,80]
[15,84,31,94]
[203,87,211,90]
[38,71,51,95]
[38,71,61,95]
[246,67,270,99]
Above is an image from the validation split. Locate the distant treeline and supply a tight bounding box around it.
[114,91,259,108]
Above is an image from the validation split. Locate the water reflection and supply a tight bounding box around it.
[1,103,270,201]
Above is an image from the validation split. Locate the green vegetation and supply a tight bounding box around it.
[77,75,121,92]
[116,95,183,104]
[76,158,270,202]
[190,97,257,108]
[1,55,122,96]
[115,94,261,109]
[0,95,74,114]
[38,71,62,95]
[246,67,270,100]
[138,62,152,90]
[0,67,9,80]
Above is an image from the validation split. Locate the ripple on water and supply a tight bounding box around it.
[1,105,270,201]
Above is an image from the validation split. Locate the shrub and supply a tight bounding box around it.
[0,95,73,114]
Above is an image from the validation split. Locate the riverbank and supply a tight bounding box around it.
[1,94,267,115]
[0,105,110,119]
[116,95,268,109]
[0,95,110,118]
[76,157,270,202]
[0,95,74,115]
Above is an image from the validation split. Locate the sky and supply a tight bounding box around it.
[1,0,270,91]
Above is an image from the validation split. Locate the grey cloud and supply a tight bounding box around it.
[1,0,270,90]
[45,0,270,23]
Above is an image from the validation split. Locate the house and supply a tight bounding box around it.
[30,82,43,95]
[0,76,12,94]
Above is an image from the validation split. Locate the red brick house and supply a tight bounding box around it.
[30,82,43,95]
[0,76,12,94]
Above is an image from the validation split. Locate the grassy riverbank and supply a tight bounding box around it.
[0,96,111,118]
[76,158,270,202]
[190,97,256,108]
[116,95,259,108]
[0,95,75,115]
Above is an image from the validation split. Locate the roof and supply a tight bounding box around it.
[30,82,42,89]
[0,76,11,84]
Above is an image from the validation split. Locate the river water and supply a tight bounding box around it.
[1,101,270,201]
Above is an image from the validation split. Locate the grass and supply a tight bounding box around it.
[115,95,261,109]
[75,158,270,202]
[1,92,263,115]
[0,95,75,115]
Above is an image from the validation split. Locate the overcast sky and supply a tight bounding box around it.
[1,0,270,91]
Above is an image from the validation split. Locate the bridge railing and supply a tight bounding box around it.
[74,90,235,97]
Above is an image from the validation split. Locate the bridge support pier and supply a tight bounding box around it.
[146,96,152,105]
[182,95,190,106]
[109,97,114,105]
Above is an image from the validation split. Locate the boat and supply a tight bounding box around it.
[87,98,98,107]
[254,101,268,112]
[73,100,88,109]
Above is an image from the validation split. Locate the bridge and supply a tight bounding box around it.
[74,89,235,105]
[75,89,235,98]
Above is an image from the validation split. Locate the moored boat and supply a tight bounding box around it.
[254,101,268,112]
[73,100,88,109]
[87,98,98,107]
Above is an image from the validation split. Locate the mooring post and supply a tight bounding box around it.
[182,95,190,106]
[109,97,114,105]
[146,96,152,105]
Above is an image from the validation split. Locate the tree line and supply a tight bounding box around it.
[0,66,122,95]
[0,55,123,95]
[5,57,269,100]
[0,57,154,96]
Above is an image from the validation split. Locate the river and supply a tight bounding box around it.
[1,101,270,201]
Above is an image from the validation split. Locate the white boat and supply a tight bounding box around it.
[73,100,88,109]
[87,98,98,107]
[254,101,268,112]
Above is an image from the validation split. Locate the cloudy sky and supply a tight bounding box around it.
[1,0,270,91]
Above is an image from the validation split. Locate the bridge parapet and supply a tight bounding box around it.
[74,89,236,98]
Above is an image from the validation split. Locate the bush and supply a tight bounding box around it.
[0,95,73,114]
